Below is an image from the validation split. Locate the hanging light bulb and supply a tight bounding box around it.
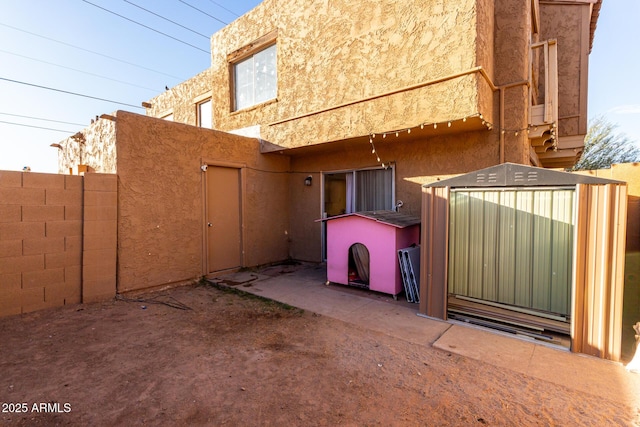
[407,128,411,134]
[447,122,451,127]
[372,147,376,154]
[463,117,467,122]
[383,134,386,139]
[395,132,399,137]
[433,123,437,129]
[420,123,424,129]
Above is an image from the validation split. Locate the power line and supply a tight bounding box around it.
[0,22,185,81]
[178,0,228,26]
[123,0,210,39]
[207,0,240,18]
[0,49,159,92]
[81,0,210,54]
[0,119,75,133]
[0,112,86,127]
[0,77,145,109]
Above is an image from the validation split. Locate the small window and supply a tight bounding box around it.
[233,44,277,111]
[197,98,212,128]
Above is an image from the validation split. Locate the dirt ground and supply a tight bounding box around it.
[0,281,637,426]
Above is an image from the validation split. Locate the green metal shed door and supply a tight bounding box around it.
[448,188,575,317]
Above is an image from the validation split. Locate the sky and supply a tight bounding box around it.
[0,0,638,173]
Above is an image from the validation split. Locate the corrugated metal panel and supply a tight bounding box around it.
[419,186,450,320]
[497,191,516,303]
[573,184,627,361]
[448,188,575,317]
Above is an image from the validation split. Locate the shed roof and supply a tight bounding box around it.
[424,163,623,188]
[319,210,421,228]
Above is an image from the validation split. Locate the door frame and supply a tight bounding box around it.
[320,164,396,260]
[201,159,246,275]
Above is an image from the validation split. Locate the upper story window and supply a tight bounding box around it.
[197,98,212,128]
[233,44,277,111]
[228,31,278,112]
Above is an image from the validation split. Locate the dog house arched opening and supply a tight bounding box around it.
[348,243,370,288]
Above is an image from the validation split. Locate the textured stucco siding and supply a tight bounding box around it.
[57,117,117,174]
[288,128,500,261]
[539,2,590,137]
[113,111,290,292]
[475,0,495,120]
[210,0,488,148]
[144,68,213,126]
[492,0,531,165]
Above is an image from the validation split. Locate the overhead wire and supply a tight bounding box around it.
[178,0,228,26]
[207,0,240,17]
[0,22,185,81]
[0,49,159,92]
[0,77,145,109]
[123,0,210,39]
[0,112,86,127]
[80,0,210,54]
[0,120,76,134]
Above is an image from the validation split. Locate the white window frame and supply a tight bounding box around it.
[228,30,278,112]
[320,165,396,259]
[197,98,212,128]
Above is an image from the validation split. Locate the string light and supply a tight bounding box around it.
[366,113,557,168]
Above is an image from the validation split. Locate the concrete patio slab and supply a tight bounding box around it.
[209,262,640,408]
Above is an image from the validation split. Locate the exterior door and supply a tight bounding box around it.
[207,166,242,272]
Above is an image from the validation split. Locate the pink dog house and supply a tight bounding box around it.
[321,210,420,297]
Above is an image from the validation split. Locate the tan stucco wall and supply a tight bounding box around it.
[288,128,500,261]
[144,68,213,126]
[57,117,117,174]
[112,111,290,292]
[539,1,591,137]
[208,0,495,149]
[493,0,530,165]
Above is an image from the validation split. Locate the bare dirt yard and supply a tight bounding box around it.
[0,281,637,426]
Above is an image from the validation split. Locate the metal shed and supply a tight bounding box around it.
[420,163,628,361]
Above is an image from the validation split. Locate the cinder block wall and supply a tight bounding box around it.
[0,171,117,317]
[82,174,117,303]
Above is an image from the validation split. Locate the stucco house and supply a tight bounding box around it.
[49,0,632,360]
[139,0,601,261]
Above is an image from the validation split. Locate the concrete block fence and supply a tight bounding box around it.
[0,171,116,317]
